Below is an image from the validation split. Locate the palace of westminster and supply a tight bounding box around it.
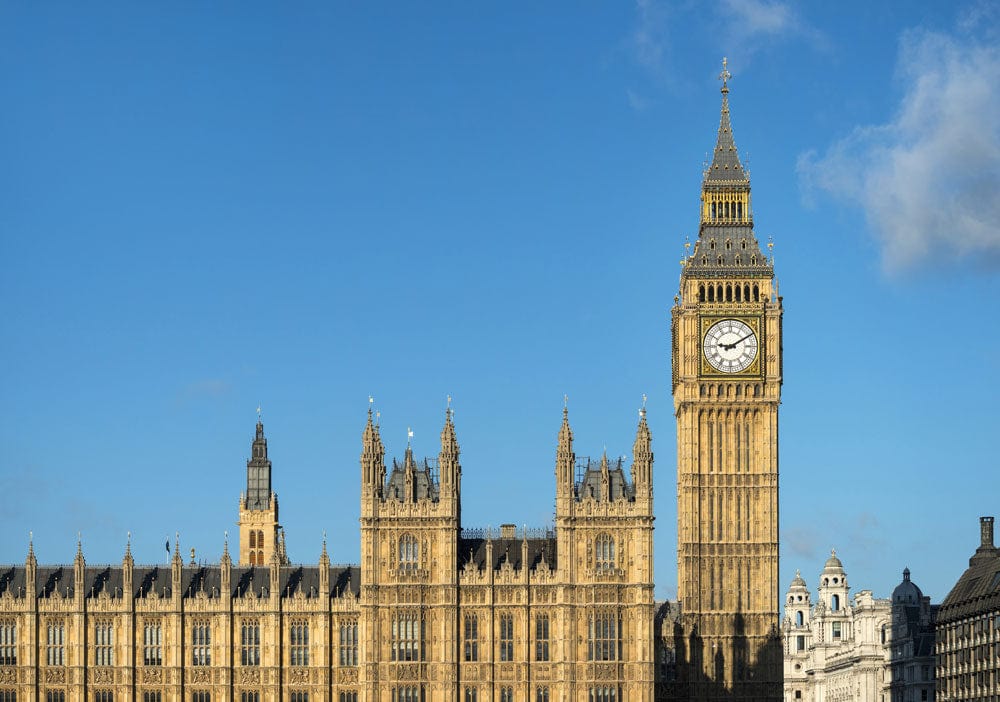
[2,65,998,702]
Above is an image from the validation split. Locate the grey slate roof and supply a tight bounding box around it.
[458,537,557,572]
[705,88,747,184]
[938,543,1000,623]
[684,226,772,278]
[0,564,361,600]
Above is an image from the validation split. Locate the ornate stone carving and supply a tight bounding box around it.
[289,668,310,683]
[0,669,15,684]
[93,667,114,684]
[189,668,210,683]
[341,667,359,683]
[239,668,260,685]
[143,667,163,684]
[44,668,66,684]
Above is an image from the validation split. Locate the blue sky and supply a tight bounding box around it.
[2,1,998,607]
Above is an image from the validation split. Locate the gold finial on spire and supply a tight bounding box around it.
[407,427,413,447]
[719,56,731,91]
[640,393,648,419]
[256,404,262,421]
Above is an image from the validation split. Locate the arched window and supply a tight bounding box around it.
[707,286,715,302]
[400,534,419,571]
[831,594,840,611]
[249,531,257,549]
[699,285,705,302]
[711,202,716,219]
[795,611,804,627]
[257,530,264,548]
[735,284,742,301]
[256,550,263,565]
[725,284,732,302]
[595,534,615,570]
[752,284,759,301]
[744,284,750,301]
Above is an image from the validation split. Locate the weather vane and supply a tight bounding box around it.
[407,427,413,446]
[256,404,262,421]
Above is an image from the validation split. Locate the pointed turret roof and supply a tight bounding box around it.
[705,58,747,184]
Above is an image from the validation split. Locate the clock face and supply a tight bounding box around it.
[703,318,758,373]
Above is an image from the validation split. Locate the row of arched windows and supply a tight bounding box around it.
[709,200,745,221]
[698,282,761,302]
[595,534,616,570]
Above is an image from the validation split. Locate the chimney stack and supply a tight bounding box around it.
[981,516,995,549]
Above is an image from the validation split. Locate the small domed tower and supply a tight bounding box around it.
[818,549,849,612]
[783,570,811,702]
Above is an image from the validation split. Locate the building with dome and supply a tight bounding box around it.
[781,552,936,702]
[935,516,1000,701]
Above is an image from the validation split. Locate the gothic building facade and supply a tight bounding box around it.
[669,60,783,701]
[0,406,656,702]
[0,63,778,702]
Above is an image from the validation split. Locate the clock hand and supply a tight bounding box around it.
[720,333,755,351]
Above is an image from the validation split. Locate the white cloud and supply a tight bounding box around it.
[631,0,670,73]
[798,28,1000,273]
[722,0,795,37]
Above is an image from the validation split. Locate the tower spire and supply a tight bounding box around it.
[706,56,746,182]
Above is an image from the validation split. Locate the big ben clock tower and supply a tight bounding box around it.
[670,60,783,701]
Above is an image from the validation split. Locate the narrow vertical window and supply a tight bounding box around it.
[500,688,513,702]
[241,620,260,666]
[499,613,514,662]
[536,688,549,702]
[192,621,211,666]
[143,622,162,666]
[399,534,419,572]
[392,611,421,662]
[94,621,113,666]
[595,534,615,570]
[535,614,550,662]
[465,689,477,702]
[290,621,309,666]
[463,614,478,662]
[0,620,16,666]
[46,622,65,666]
[339,620,358,666]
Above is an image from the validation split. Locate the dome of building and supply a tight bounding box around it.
[790,569,807,590]
[823,548,844,572]
[892,567,924,605]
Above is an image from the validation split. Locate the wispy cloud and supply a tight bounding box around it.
[716,0,824,64]
[175,378,232,406]
[798,26,1000,273]
[631,0,670,73]
[626,88,650,112]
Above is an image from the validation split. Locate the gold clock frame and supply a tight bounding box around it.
[699,315,764,377]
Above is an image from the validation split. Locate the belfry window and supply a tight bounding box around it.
[831,594,840,611]
[595,534,615,570]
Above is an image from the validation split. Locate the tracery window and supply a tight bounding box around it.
[0,691,14,702]
[94,692,113,702]
[46,622,65,666]
[143,622,162,666]
[399,534,419,571]
[340,693,358,702]
[536,687,550,702]
[0,620,15,666]
[339,621,358,666]
[142,694,160,702]
[240,694,259,702]
[588,611,619,661]
[500,688,513,702]
[392,687,422,702]
[499,613,514,662]
[465,688,477,702]
[595,534,615,571]
[46,694,65,702]
[192,621,211,666]
[463,614,478,662]
[290,621,309,666]
[290,693,308,702]
[535,614,550,662]
[589,688,617,702]
[240,620,260,666]
[192,693,211,702]
[94,621,113,666]
[391,611,422,662]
